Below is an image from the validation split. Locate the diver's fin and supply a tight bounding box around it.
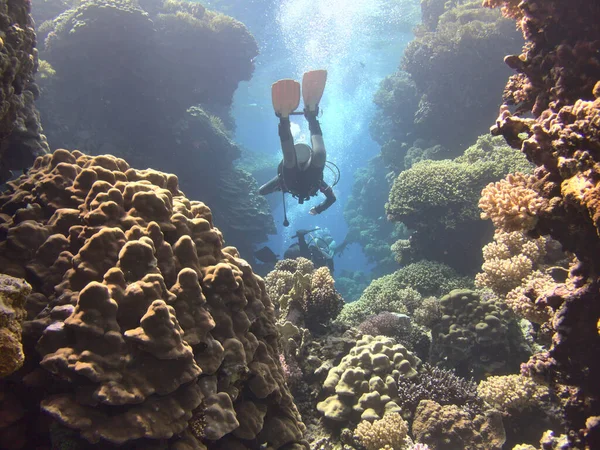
[302,69,327,112]
[272,79,300,118]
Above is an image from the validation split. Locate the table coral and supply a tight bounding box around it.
[0,149,307,448]
[386,135,532,273]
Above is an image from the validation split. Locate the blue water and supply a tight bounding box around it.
[204,0,419,273]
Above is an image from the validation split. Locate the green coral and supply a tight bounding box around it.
[336,275,417,327]
[337,261,472,327]
[387,135,532,231]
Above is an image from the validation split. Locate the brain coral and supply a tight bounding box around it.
[0,149,307,448]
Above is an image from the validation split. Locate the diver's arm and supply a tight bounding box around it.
[310,181,336,214]
[279,117,296,168]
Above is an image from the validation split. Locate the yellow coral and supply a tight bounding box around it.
[478,374,548,412]
[476,230,549,296]
[479,173,545,232]
[354,412,409,450]
[476,254,532,296]
[505,271,556,324]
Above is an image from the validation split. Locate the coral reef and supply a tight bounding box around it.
[354,412,410,450]
[317,335,420,423]
[412,399,506,450]
[337,260,471,329]
[482,0,600,444]
[430,289,531,379]
[0,149,306,448]
[34,0,272,260]
[386,134,532,273]
[0,0,49,181]
[397,363,481,417]
[264,258,344,334]
[401,1,522,153]
[478,374,548,413]
[0,275,31,377]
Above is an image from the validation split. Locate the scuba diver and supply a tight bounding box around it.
[283,228,335,271]
[259,70,337,226]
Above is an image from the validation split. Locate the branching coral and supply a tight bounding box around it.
[397,364,481,416]
[475,230,550,296]
[479,173,546,232]
[477,374,549,413]
[264,258,343,333]
[354,412,410,450]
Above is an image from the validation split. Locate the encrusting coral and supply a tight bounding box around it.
[0,149,307,448]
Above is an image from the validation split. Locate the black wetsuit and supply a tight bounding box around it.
[259,115,336,214]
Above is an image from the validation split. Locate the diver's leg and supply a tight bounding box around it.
[259,175,282,195]
[279,117,297,168]
[307,117,326,168]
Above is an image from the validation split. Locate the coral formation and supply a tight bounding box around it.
[397,364,481,416]
[412,399,506,450]
[34,0,272,261]
[481,1,600,444]
[475,230,551,296]
[0,149,306,448]
[354,412,410,450]
[479,173,545,232]
[264,258,344,334]
[0,0,49,181]
[0,275,31,377]
[317,335,420,423]
[401,1,522,152]
[337,260,471,328]
[386,135,532,272]
[430,289,530,379]
[477,374,549,413]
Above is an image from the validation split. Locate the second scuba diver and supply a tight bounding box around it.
[259,70,336,225]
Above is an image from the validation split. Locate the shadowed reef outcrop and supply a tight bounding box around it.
[0,149,307,449]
